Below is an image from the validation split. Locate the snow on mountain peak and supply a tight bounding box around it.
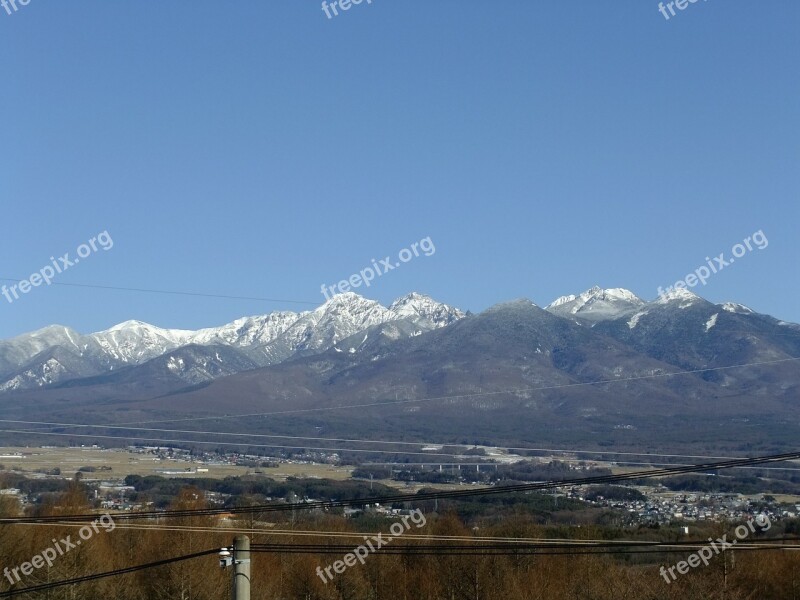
[189,311,304,347]
[603,288,643,303]
[720,302,754,314]
[389,293,465,326]
[1,287,794,397]
[90,320,195,363]
[547,294,577,309]
[313,292,387,319]
[26,324,79,339]
[653,288,702,307]
[0,291,469,392]
[106,319,151,332]
[104,319,192,336]
[545,286,644,322]
[322,291,367,305]
[390,291,431,305]
[547,287,642,309]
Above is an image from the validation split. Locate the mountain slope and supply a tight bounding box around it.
[2,291,798,450]
[546,287,644,324]
[0,292,464,392]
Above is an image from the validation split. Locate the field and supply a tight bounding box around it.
[0,446,354,481]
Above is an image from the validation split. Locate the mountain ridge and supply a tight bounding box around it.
[1,287,796,398]
[0,292,464,392]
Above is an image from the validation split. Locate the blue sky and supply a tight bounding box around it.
[1,0,798,339]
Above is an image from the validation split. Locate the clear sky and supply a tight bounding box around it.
[1,0,798,339]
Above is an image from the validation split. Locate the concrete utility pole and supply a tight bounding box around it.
[233,535,251,600]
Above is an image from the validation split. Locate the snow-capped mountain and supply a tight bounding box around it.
[545,286,758,326]
[651,287,703,308]
[3,286,796,401]
[244,292,466,364]
[545,286,645,323]
[189,311,303,347]
[90,320,197,364]
[0,292,464,392]
[721,302,755,315]
[0,325,84,374]
[389,292,464,326]
[4,287,798,452]
[264,294,394,355]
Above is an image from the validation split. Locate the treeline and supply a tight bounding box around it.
[353,460,612,485]
[0,472,72,495]
[122,474,397,508]
[658,473,800,495]
[1,483,799,599]
[494,460,611,482]
[583,485,647,502]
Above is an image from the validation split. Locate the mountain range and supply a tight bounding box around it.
[0,292,464,392]
[1,287,798,451]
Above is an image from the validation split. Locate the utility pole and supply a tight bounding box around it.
[233,536,251,600]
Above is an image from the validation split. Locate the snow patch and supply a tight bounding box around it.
[721,302,754,314]
[654,288,701,308]
[546,286,644,322]
[627,311,648,329]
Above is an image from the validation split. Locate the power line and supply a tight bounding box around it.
[0,429,506,459]
[542,459,800,473]
[3,541,797,598]
[8,521,799,550]
[249,541,800,553]
[1,418,772,462]
[0,278,319,306]
[5,428,797,470]
[0,420,487,449]
[3,450,798,524]
[0,548,218,598]
[247,545,799,556]
[256,548,794,556]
